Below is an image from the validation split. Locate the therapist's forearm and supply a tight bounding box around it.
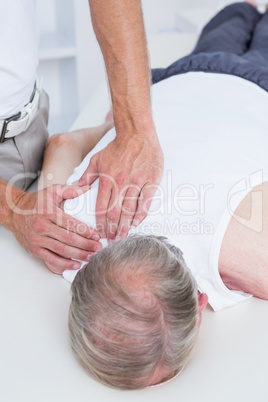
[88,0,155,138]
[0,178,22,230]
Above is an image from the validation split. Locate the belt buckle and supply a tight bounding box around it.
[0,112,22,144]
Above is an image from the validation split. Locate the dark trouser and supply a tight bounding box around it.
[152,3,268,91]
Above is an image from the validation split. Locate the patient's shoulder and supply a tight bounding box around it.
[219,182,268,300]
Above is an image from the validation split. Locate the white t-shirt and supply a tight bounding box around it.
[64,72,268,311]
[0,1,38,119]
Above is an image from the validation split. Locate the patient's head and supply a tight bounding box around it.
[69,235,206,390]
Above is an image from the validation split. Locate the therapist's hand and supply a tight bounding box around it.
[77,129,164,241]
[10,184,101,274]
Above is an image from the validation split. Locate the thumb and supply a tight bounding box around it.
[78,156,99,186]
[54,184,91,203]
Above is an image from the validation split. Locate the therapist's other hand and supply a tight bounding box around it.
[10,184,101,274]
[77,129,164,241]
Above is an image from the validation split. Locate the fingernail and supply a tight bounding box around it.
[86,254,93,261]
[73,263,80,270]
[94,244,102,252]
[133,219,140,227]
[92,234,100,241]
[100,233,106,239]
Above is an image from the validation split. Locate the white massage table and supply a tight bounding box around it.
[1,33,268,402]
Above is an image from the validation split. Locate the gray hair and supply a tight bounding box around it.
[69,235,199,390]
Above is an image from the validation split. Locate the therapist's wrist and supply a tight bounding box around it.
[114,110,157,142]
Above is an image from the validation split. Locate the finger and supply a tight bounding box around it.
[106,185,127,242]
[95,176,114,238]
[51,209,101,241]
[116,185,140,239]
[55,184,91,203]
[43,237,95,262]
[133,183,158,227]
[78,154,99,186]
[105,109,114,123]
[36,248,82,275]
[46,223,102,253]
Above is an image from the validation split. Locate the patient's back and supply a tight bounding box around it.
[65,71,268,310]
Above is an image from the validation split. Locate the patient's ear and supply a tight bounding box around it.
[198,293,208,327]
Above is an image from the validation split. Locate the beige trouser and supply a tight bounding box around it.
[0,90,49,190]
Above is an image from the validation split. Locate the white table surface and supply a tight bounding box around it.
[1,33,268,402]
